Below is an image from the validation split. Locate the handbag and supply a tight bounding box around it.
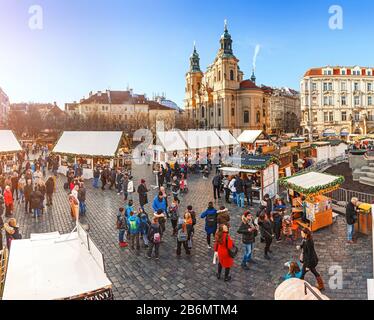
[226,234,238,258]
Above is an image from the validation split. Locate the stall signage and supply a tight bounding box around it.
[239,155,272,167]
[70,287,114,300]
[300,142,311,149]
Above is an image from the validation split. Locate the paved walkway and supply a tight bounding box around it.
[5,163,373,300]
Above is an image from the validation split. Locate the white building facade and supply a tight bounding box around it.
[0,87,10,128]
[300,66,374,139]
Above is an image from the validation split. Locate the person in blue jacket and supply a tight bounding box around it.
[127,210,141,250]
[200,201,218,249]
[125,199,135,218]
[152,192,167,214]
[283,261,303,280]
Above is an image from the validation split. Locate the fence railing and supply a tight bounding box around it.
[327,188,374,207]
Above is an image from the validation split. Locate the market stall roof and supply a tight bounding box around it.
[179,130,225,149]
[214,130,239,145]
[291,137,306,142]
[280,171,344,196]
[156,131,187,152]
[2,231,112,300]
[219,166,258,174]
[312,141,330,147]
[52,131,122,157]
[0,130,22,154]
[227,154,275,170]
[237,130,263,144]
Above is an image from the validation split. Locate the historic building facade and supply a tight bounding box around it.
[0,87,10,128]
[184,22,269,131]
[262,86,301,135]
[301,66,374,139]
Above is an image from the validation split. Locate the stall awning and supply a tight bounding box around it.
[156,131,187,152]
[179,130,225,149]
[291,137,306,142]
[2,230,112,300]
[340,129,350,136]
[322,129,337,137]
[237,130,263,144]
[219,167,258,174]
[214,130,239,146]
[280,171,344,196]
[0,130,22,154]
[52,131,122,157]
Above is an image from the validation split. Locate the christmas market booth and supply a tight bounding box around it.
[280,171,344,232]
[237,130,270,153]
[0,130,23,173]
[52,131,123,179]
[223,154,280,201]
[2,223,113,300]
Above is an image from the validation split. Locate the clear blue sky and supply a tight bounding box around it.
[0,0,373,109]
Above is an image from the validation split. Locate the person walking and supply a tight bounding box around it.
[212,173,222,201]
[237,211,258,269]
[222,175,231,204]
[297,228,324,290]
[45,176,55,206]
[78,182,87,216]
[24,179,33,214]
[138,208,150,248]
[171,175,180,201]
[137,179,148,211]
[346,197,358,244]
[116,207,129,248]
[234,174,245,208]
[127,176,134,201]
[214,224,234,282]
[10,171,19,201]
[116,169,124,195]
[200,202,218,249]
[176,216,190,256]
[4,186,14,217]
[186,205,196,250]
[258,212,273,260]
[243,174,253,207]
[122,174,129,201]
[147,217,161,259]
[169,199,180,236]
[228,176,237,204]
[93,167,100,189]
[30,187,43,218]
[127,210,141,250]
[18,174,26,203]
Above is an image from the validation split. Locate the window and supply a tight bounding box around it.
[263,108,266,117]
[324,96,329,105]
[354,111,360,121]
[201,106,205,118]
[353,70,361,76]
[230,70,234,81]
[218,108,221,117]
[368,70,372,76]
[341,96,346,106]
[341,69,346,75]
[342,111,347,121]
[354,82,359,91]
[256,111,260,123]
[323,83,328,91]
[368,83,372,91]
[312,82,317,91]
[354,96,360,106]
[324,112,329,122]
[231,108,235,116]
[341,82,346,91]
[313,112,318,122]
[329,96,333,105]
[244,111,249,123]
[369,96,373,106]
[329,112,334,122]
[328,83,333,91]
[218,71,221,81]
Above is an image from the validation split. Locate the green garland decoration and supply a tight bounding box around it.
[279,172,345,195]
[223,156,280,171]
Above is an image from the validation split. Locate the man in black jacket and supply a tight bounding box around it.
[237,211,258,269]
[24,179,33,214]
[346,197,358,243]
[212,173,222,200]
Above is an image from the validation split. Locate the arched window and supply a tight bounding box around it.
[256,111,261,123]
[218,70,221,81]
[244,111,249,123]
[201,106,205,118]
[230,70,234,81]
[231,108,235,116]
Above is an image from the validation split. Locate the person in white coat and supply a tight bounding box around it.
[228,176,237,203]
[127,176,134,201]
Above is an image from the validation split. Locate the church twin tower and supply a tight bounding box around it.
[184,21,267,131]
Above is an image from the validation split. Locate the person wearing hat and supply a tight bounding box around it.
[4,218,22,249]
[237,211,258,269]
[137,179,149,211]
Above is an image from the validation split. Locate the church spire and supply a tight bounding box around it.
[220,19,233,56]
[189,41,201,72]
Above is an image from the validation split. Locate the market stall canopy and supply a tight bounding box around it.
[291,137,306,142]
[179,130,225,149]
[52,131,122,157]
[340,128,350,137]
[322,129,337,137]
[156,131,187,152]
[0,130,22,154]
[2,230,112,300]
[237,130,263,144]
[280,171,344,196]
[214,130,239,146]
[228,154,276,170]
[218,166,258,174]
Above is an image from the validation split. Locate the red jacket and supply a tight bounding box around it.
[4,190,13,206]
[215,232,234,269]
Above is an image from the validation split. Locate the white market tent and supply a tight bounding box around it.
[179,130,225,149]
[285,172,339,190]
[219,167,258,174]
[214,130,239,146]
[2,229,112,300]
[0,130,22,154]
[156,131,187,152]
[237,130,263,144]
[53,131,123,157]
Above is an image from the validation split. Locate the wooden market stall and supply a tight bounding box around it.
[237,130,264,153]
[280,172,344,232]
[223,154,280,201]
[52,131,123,179]
[2,224,113,300]
[0,130,23,173]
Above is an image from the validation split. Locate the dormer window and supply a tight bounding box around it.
[341,69,346,75]
[368,70,372,76]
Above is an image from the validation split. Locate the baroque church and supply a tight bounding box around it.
[184,21,270,131]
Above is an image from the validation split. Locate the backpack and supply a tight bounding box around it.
[153,232,161,244]
[170,207,178,220]
[206,214,217,228]
[226,234,238,258]
[129,218,138,233]
[177,227,188,242]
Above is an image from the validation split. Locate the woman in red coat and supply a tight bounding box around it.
[4,185,14,217]
[214,224,234,281]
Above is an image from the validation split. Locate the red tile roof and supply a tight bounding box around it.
[80,90,146,105]
[148,101,176,111]
[304,66,374,77]
[240,79,260,90]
